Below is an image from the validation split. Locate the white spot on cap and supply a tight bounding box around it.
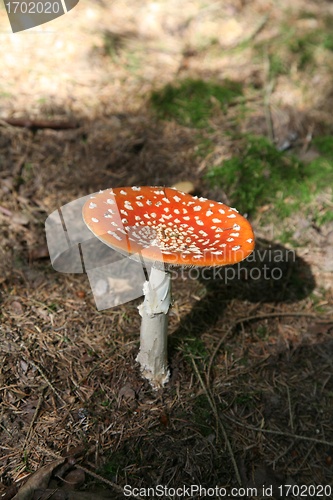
[232,245,241,251]
[120,210,128,216]
[227,237,234,242]
[193,206,202,212]
[89,202,97,209]
[183,216,190,221]
[218,208,225,214]
[233,224,241,231]
[136,201,144,207]
[247,238,253,243]
[173,195,181,202]
[107,198,115,205]
[212,218,221,223]
[227,214,236,218]
[154,190,164,195]
[206,210,213,216]
[132,186,141,191]
[120,190,127,195]
[135,215,141,221]
[230,232,240,237]
[174,209,180,214]
[107,230,122,241]
[92,217,99,223]
[196,220,204,226]
[124,201,133,210]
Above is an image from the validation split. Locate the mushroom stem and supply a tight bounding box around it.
[136,266,171,388]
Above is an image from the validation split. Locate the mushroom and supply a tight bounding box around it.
[82,186,254,388]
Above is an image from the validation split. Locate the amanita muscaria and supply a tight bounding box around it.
[82,186,254,388]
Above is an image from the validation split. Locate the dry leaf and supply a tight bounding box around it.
[119,385,136,402]
[13,459,66,500]
[62,469,85,490]
[10,301,24,315]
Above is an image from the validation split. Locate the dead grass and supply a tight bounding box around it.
[1,0,333,498]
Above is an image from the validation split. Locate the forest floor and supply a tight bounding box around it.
[0,0,333,498]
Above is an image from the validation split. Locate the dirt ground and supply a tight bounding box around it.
[0,0,333,499]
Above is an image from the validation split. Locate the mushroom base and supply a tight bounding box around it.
[136,267,171,388]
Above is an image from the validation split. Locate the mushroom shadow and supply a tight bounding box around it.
[170,237,315,343]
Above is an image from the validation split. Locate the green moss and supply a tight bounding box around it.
[268,53,289,78]
[182,337,208,361]
[206,134,305,215]
[288,33,317,68]
[313,135,333,156]
[257,325,269,340]
[206,134,333,218]
[150,78,242,128]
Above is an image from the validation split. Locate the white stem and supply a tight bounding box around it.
[136,267,171,388]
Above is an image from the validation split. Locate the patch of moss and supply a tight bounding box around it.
[206,134,333,218]
[288,33,318,69]
[150,79,242,128]
[313,135,333,157]
[182,337,208,361]
[268,53,289,78]
[206,134,305,216]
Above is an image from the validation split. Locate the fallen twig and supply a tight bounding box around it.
[3,117,79,131]
[237,312,333,323]
[191,357,242,486]
[224,415,333,447]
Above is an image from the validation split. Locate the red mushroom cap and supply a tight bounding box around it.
[82,186,254,267]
